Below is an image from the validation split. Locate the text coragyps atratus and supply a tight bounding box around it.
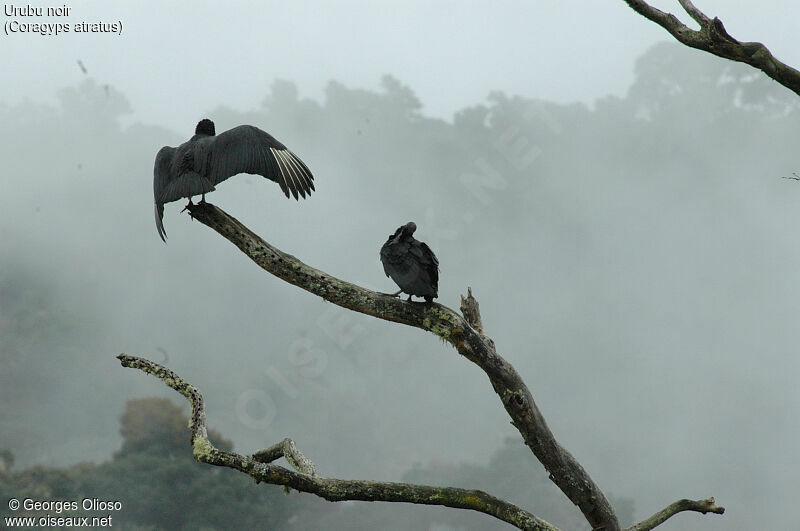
[380,222,439,303]
[153,118,314,241]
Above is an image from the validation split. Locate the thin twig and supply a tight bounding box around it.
[625,497,725,531]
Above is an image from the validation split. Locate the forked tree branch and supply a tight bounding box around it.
[116,353,554,531]
[623,0,800,97]
[183,201,619,529]
[156,201,723,530]
[253,438,317,476]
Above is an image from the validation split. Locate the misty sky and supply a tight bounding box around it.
[3,2,800,531]
[1,1,798,127]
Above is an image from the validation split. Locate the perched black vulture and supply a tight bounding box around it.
[153,118,314,241]
[380,222,439,302]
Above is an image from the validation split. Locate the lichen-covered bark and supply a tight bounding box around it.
[253,438,316,476]
[623,0,800,97]
[136,202,725,530]
[117,354,555,531]
[185,202,620,530]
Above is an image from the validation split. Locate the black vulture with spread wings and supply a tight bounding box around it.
[153,118,314,241]
[380,222,439,303]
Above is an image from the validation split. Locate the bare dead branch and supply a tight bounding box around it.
[625,497,725,531]
[116,353,555,531]
[183,200,621,530]
[623,0,800,97]
[460,286,485,334]
[128,201,725,529]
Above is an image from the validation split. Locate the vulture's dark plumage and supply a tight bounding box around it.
[153,118,314,241]
[380,222,439,302]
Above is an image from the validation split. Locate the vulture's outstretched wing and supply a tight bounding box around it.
[152,121,315,242]
[201,125,315,200]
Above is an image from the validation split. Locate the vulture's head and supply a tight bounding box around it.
[195,118,216,136]
[402,222,417,237]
